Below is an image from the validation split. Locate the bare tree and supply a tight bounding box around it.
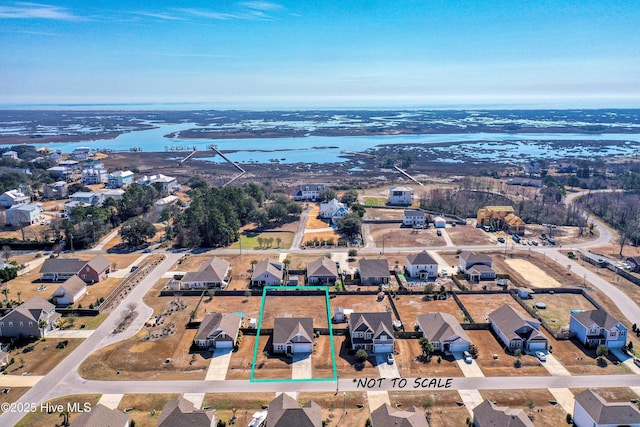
[1,246,11,262]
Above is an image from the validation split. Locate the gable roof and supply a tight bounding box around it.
[473,400,533,427]
[182,257,230,284]
[194,312,242,343]
[307,257,338,278]
[54,275,87,297]
[40,257,87,275]
[252,258,283,280]
[3,296,55,323]
[459,251,492,266]
[488,305,546,343]
[407,251,437,266]
[349,312,394,337]
[266,393,322,427]
[274,318,314,345]
[571,309,624,330]
[70,403,129,427]
[157,396,215,427]
[371,403,429,427]
[358,258,390,278]
[390,186,413,192]
[417,312,470,345]
[86,255,111,273]
[575,390,640,425]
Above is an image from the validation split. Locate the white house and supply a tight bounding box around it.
[2,151,18,160]
[107,170,134,189]
[46,166,73,180]
[273,317,314,355]
[319,198,344,218]
[97,189,125,202]
[405,251,438,279]
[155,195,179,213]
[81,163,108,185]
[6,204,43,226]
[51,275,87,306]
[403,209,426,227]
[388,186,413,205]
[0,189,29,208]
[433,216,447,228]
[73,147,91,160]
[251,258,284,287]
[292,183,326,201]
[573,389,640,427]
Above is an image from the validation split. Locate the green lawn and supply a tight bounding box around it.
[67,313,108,330]
[363,197,386,206]
[229,231,294,250]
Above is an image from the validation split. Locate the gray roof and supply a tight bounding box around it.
[473,400,534,427]
[70,403,129,427]
[182,257,230,284]
[571,309,624,330]
[157,396,216,427]
[459,251,492,266]
[194,312,242,343]
[371,403,429,427]
[86,255,112,273]
[251,258,283,281]
[55,275,87,297]
[575,389,640,425]
[266,393,322,427]
[307,257,338,279]
[488,305,547,343]
[1,296,59,324]
[349,312,394,338]
[274,318,313,346]
[358,258,390,278]
[40,257,87,275]
[417,312,471,346]
[406,251,437,266]
[299,183,325,191]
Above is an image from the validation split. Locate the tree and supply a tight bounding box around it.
[418,337,434,360]
[1,245,11,262]
[340,189,358,206]
[596,344,609,360]
[119,218,157,246]
[422,398,434,421]
[1,288,9,303]
[424,283,435,295]
[348,249,358,258]
[355,348,369,363]
[39,319,48,337]
[244,289,251,302]
[336,213,362,240]
[283,258,291,270]
[514,349,523,368]
[318,188,337,202]
[59,409,71,426]
[250,259,258,271]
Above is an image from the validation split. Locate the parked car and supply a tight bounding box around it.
[436,230,442,236]
[387,354,395,365]
[634,358,640,368]
[497,237,505,243]
[56,340,68,349]
[535,351,546,362]
[463,351,473,363]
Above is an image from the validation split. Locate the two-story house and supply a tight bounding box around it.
[349,312,394,354]
[81,163,108,185]
[459,251,496,281]
[573,389,640,427]
[107,170,134,189]
[403,209,426,227]
[5,204,43,226]
[292,183,326,201]
[388,186,414,205]
[569,309,628,350]
[0,296,61,338]
[405,251,438,279]
[0,189,29,208]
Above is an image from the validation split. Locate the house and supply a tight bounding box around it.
[473,399,533,427]
[626,256,640,273]
[569,309,628,349]
[251,258,284,287]
[292,183,326,201]
[307,257,338,284]
[458,251,496,281]
[416,312,471,354]
[477,206,526,234]
[488,305,548,352]
[433,216,447,228]
[403,209,426,227]
[97,189,125,202]
[43,181,68,199]
[319,198,345,219]
[70,404,130,427]
[81,163,108,185]
[388,186,414,205]
[273,317,314,355]
[157,396,216,427]
[194,312,242,350]
[73,147,91,160]
[330,206,349,224]
[573,389,640,427]
[349,312,394,353]
[0,296,61,338]
[155,195,179,213]
[0,189,29,207]
[51,275,87,306]
[504,213,526,235]
[107,170,134,188]
[266,393,322,427]
[2,150,18,160]
[39,254,111,283]
[70,191,100,205]
[371,403,429,427]
[179,257,231,290]
[5,203,43,226]
[137,174,179,195]
[358,258,390,285]
[46,166,73,180]
[405,251,438,279]
[58,159,80,169]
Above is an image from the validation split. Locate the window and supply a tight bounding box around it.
[365,332,372,339]
[609,331,616,337]
[0,322,3,328]
[620,331,625,336]
[19,322,23,327]
[29,322,33,327]
[8,322,12,327]
[379,334,388,341]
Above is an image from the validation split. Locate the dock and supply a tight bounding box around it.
[394,165,423,186]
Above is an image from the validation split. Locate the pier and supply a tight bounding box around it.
[208,145,246,186]
[394,165,423,186]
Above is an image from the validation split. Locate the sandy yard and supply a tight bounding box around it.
[528,293,597,331]
[330,294,396,319]
[117,394,181,427]
[446,225,494,246]
[334,336,380,378]
[197,295,262,324]
[505,258,561,288]
[389,390,469,427]
[261,295,329,328]
[369,224,446,248]
[392,295,466,327]
[457,294,529,323]
[251,335,293,380]
[311,335,337,379]
[393,339,464,378]
[479,389,568,427]
[548,336,632,376]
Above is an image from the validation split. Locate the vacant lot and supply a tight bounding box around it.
[3,337,82,376]
[251,335,293,380]
[0,387,29,405]
[197,295,261,324]
[364,208,403,221]
[311,335,337,379]
[466,330,549,377]
[393,295,465,327]
[300,391,370,427]
[227,335,257,380]
[261,294,329,328]
[447,226,494,246]
[457,294,528,323]
[369,225,445,248]
[394,339,463,378]
[388,390,469,427]
[230,230,294,250]
[505,258,561,288]
[203,392,275,427]
[118,394,180,427]
[548,336,632,376]
[479,389,567,427]
[528,293,597,331]
[16,394,101,427]
[303,230,341,247]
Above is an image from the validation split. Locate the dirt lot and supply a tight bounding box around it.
[16,394,101,427]
[251,335,293,380]
[392,295,466,327]
[388,390,470,427]
[202,392,275,427]
[303,230,341,246]
[368,225,446,248]
[457,294,529,323]
[312,335,337,379]
[479,389,567,426]
[227,335,258,380]
[118,393,180,427]
[0,387,29,405]
[527,293,597,331]
[331,294,398,320]
[447,226,494,246]
[363,208,404,221]
[283,253,334,271]
[466,330,549,377]
[4,270,52,305]
[505,258,561,288]
[548,336,632,375]
[197,295,261,324]
[3,338,82,376]
[305,204,333,229]
[300,391,370,427]
[261,295,329,328]
[394,339,464,378]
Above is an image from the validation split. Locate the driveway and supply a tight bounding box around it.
[457,389,484,416]
[47,329,95,339]
[206,348,233,381]
[454,354,484,377]
[291,354,312,379]
[366,391,390,411]
[375,355,400,378]
[541,354,571,376]
[611,348,640,375]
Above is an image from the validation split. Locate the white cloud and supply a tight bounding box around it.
[240,1,283,12]
[0,2,81,21]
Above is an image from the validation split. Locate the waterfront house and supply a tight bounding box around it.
[388,186,413,205]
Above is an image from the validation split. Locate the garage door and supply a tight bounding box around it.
[527,341,547,351]
[293,343,313,353]
[374,344,394,354]
[450,344,469,353]
[215,340,233,349]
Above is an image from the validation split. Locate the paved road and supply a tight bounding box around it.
[290,205,311,249]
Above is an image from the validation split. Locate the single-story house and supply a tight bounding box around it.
[488,305,548,352]
[157,396,216,427]
[388,186,413,205]
[371,404,429,427]
[51,275,87,306]
[403,209,426,227]
[0,296,61,338]
[70,404,130,427]
[349,312,394,354]
[251,258,284,287]
[266,393,322,427]
[405,251,438,279]
[2,150,18,160]
[458,251,496,280]
[194,312,242,350]
[273,317,314,355]
[39,254,112,283]
[5,203,43,226]
[292,183,326,201]
[417,312,471,354]
[473,399,533,427]
[179,257,231,290]
[573,389,640,427]
[358,258,390,285]
[307,257,338,284]
[433,216,446,228]
[0,189,29,208]
[569,309,628,349]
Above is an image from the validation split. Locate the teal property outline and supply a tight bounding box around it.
[250,285,337,383]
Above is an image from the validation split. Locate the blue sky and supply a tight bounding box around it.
[1,1,639,108]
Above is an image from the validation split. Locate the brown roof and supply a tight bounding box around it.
[358,258,390,278]
[86,255,111,273]
[194,312,242,343]
[307,257,338,279]
[274,318,314,346]
[157,396,215,427]
[39,257,87,275]
[575,389,640,425]
[407,251,437,266]
[12,296,55,322]
[55,275,86,297]
[182,257,230,284]
[349,312,394,338]
[70,404,129,427]
[459,251,492,266]
[504,213,525,226]
[473,400,533,427]
[371,403,429,427]
[251,258,284,281]
[266,393,322,427]
[417,312,471,346]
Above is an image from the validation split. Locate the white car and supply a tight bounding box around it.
[463,350,473,363]
[535,351,547,362]
[386,354,395,365]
